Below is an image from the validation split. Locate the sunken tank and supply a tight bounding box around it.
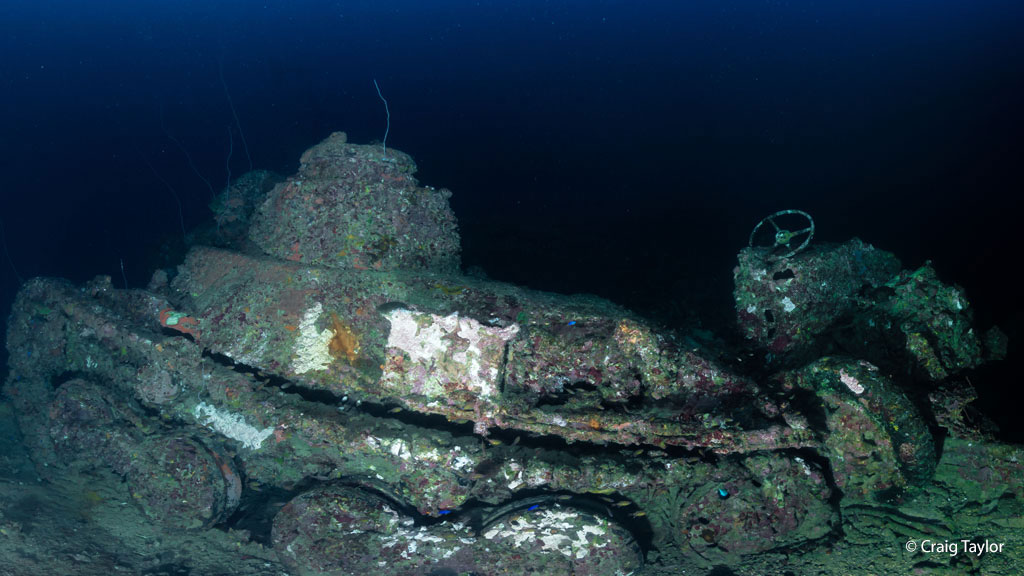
[5,132,1014,575]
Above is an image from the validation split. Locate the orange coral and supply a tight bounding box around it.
[328,313,360,365]
[159,308,201,340]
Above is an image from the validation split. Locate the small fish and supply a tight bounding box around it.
[527,504,540,511]
[438,509,452,516]
[717,487,730,499]
[613,500,632,508]
[567,321,576,326]
[600,496,615,503]
[471,458,503,478]
[630,511,647,518]
[589,488,617,495]
[376,301,411,314]
[631,449,645,456]
[556,495,572,501]
[511,436,521,446]
[388,407,403,414]
[487,438,503,446]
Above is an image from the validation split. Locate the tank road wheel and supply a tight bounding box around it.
[272,486,644,575]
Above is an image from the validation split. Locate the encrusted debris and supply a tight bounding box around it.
[2,134,1016,576]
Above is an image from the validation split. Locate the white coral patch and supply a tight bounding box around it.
[383,309,519,400]
[193,402,274,450]
[379,520,456,561]
[387,309,450,362]
[839,369,865,395]
[483,507,608,559]
[293,303,334,374]
[451,446,475,472]
[383,438,413,460]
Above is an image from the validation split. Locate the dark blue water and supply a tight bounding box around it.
[1,1,1022,434]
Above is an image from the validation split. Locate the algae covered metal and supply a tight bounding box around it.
[3,133,1016,575]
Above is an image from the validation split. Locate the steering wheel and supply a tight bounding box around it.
[748,209,814,260]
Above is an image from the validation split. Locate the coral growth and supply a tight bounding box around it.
[328,313,360,365]
[293,303,333,374]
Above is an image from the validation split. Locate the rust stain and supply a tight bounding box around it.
[328,313,360,365]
